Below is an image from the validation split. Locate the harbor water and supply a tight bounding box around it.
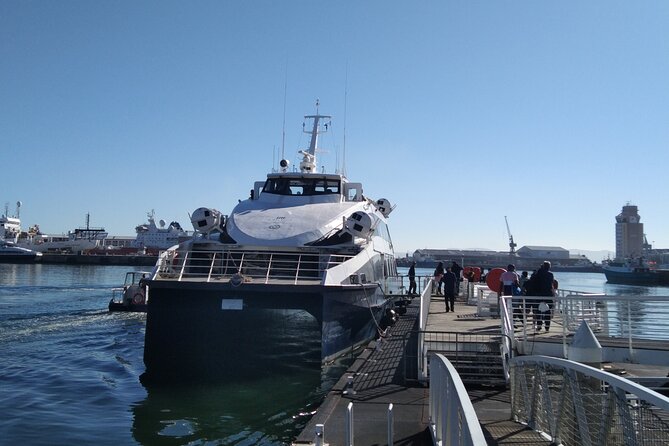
[2,264,669,445]
[0,264,347,445]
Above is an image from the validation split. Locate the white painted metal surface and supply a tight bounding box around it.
[429,353,487,446]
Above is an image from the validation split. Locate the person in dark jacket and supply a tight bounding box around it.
[534,261,555,331]
[451,261,463,295]
[408,262,417,296]
[442,266,457,312]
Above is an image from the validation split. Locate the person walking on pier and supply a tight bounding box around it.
[500,264,521,323]
[519,271,529,291]
[534,261,555,332]
[442,266,457,312]
[433,262,445,295]
[408,261,417,296]
[451,261,463,295]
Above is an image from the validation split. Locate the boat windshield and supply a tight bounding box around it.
[262,177,341,196]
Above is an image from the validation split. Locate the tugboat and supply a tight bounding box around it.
[602,258,659,286]
[141,103,399,379]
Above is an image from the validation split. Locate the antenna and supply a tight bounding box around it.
[342,65,348,177]
[281,65,288,161]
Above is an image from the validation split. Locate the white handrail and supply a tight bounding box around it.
[429,353,487,446]
[502,294,669,363]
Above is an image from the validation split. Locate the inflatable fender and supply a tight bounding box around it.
[485,267,506,293]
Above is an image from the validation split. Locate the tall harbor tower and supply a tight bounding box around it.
[615,204,644,259]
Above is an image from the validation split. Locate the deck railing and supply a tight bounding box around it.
[156,249,355,284]
[511,355,669,445]
[500,294,669,362]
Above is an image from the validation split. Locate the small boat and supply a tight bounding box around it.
[141,103,399,379]
[108,271,151,312]
[602,258,659,285]
[0,241,42,263]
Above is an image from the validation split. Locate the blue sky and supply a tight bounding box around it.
[2,1,668,258]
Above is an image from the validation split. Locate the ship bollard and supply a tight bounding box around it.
[387,403,394,445]
[342,375,356,395]
[314,424,325,446]
[345,402,354,446]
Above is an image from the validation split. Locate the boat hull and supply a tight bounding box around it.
[142,280,393,382]
[603,269,659,286]
[0,254,40,263]
[108,300,147,312]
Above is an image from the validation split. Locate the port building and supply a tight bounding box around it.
[615,204,644,260]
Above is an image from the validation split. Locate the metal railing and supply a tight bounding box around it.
[419,278,434,331]
[500,294,669,363]
[429,353,487,446]
[404,329,507,385]
[511,355,669,445]
[156,249,355,284]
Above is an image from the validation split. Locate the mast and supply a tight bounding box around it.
[300,99,331,173]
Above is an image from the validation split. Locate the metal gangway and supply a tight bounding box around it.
[422,280,669,444]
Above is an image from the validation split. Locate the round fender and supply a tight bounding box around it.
[132,293,145,305]
[230,273,244,287]
[486,268,506,293]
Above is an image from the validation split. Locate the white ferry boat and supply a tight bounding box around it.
[17,214,108,254]
[0,201,22,243]
[130,210,189,252]
[142,105,399,379]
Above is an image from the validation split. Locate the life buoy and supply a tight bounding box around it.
[230,273,244,287]
[132,293,145,305]
[486,268,505,293]
[464,266,481,282]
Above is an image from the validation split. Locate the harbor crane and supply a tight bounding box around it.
[505,216,517,256]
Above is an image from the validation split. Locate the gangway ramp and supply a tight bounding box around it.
[295,291,551,445]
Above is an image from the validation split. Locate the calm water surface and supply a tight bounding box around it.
[2,265,668,445]
[0,264,346,445]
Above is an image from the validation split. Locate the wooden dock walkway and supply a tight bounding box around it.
[294,292,551,445]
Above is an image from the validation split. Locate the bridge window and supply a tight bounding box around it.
[263,178,341,196]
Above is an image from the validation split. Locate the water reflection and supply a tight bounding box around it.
[132,357,349,445]
[134,305,354,445]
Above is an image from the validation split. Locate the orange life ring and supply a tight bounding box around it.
[463,266,481,282]
[485,268,506,293]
